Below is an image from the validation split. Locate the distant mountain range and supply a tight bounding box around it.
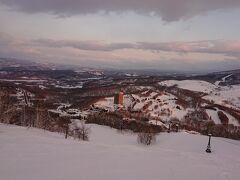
[0,57,239,76]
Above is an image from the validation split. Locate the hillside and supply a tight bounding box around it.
[0,123,240,180]
[0,65,239,141]
[94,82,240,127]
[159,78,240,109]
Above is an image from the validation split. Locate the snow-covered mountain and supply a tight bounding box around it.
[159,78,240,109]
[93,82,240,126]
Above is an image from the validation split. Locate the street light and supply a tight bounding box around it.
[206,134,212,153]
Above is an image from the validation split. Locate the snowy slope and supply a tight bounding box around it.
[206,108,239,126]
[159,80,217,93]
[1,123,240,180]
[214,74,232,86]
[203,85,240,108]
[159,80,240,108]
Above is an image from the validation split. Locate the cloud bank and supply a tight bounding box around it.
[33,39,240,58]
[1,0,240,21]
[1,33,240,71]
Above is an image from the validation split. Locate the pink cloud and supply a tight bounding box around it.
[0,32,239,71]
[33,38,240,58]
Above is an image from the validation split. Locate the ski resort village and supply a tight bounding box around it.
[2,0,240,178]
[0,59,240,180]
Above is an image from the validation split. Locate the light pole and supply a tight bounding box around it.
[206,134,212,153]
[168,123,171,133]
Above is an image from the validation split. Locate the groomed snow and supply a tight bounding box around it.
[206,108,239,126]
[1,123,240,180]
[203,84,240,109]
[214,74,232,86]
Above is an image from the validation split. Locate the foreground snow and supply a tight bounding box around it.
[0,123,240,180]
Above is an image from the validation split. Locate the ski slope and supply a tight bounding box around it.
[159,79,240,108]
[159,80,217,93]
[1,123,240,180]
[214,74,232,86]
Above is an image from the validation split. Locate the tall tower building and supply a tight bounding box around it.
[114,92,123,105]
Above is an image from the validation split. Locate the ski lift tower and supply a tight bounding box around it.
[206,134,212,153]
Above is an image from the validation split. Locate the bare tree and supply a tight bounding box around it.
[73,121,91,141]
[137,128,156,145]
[0,91,18,124]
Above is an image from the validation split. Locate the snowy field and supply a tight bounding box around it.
[1,123,240,180]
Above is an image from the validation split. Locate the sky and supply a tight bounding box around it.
[0,0,240,72]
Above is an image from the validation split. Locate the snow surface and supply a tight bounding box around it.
[94,97,115,111]
[125,73,138,77]
[1,123,240,180]
[94,95,132,111]
[48,103,91,118]
[214,74,232,86]
[54,84,83,89]
[159,80,217,94]
[133,91,190,121]
[159,79,240,109]
[0,79,47,82]
[206,108,239,126]
[203,85,240,109]
[206,109,221,124]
